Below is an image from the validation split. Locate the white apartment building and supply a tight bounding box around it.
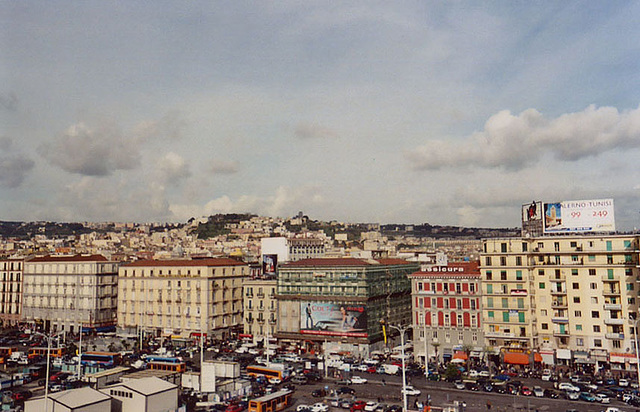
[0,258,23,326]
[22,255,118,333]
[243,278,277,340]
[481,235,640,372]
[118,258,249,339]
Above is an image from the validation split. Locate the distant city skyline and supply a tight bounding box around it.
[2,2,639,230]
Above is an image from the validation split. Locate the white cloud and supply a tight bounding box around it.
[158,152,191,185]
[210,160,240,175]
[294,122,338,140]
[406,105,640,171]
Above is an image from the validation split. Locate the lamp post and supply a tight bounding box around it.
[34,330,64,412]
[423,323,429,382]
[382,321,412,412]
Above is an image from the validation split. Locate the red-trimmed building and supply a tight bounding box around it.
[410,261,483,364]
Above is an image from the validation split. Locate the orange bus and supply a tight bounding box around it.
[147,360,186,373]
[28,347,64,359]
[248,390,292,412]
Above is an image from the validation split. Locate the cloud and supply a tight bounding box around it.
[210,160,240,175]
[0,93,18,111]
[132,110,186,143]
[406,105,640,171]
[0,137,35,188]
[294,122,338,140]
[158,152,191,185]
[38,122,140,176]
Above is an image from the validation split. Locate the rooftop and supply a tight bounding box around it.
[124,257,246,267]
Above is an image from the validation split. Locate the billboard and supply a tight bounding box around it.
[522,201,543,222]
[543,199,615,233]
[300,302,368,337]
[262,254,277,274]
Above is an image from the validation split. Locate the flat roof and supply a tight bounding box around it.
[35,387,111,409]
[110,376,177,396]
[84,366,130,379]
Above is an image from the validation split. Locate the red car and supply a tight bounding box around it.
[367,366,377,374]
[520,386,532,396]
[225,405,244,412]
[350,401,367,412]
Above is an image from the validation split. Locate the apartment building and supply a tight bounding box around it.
[481,235,640,371]
[22,255,118,332]
[118,258,249,339]
[0,258,23,327]
[276,257,419,357]
[410,262,483,364]
[243,277,277,339]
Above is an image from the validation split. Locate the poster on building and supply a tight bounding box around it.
[300,302,368,337]
[262,254,277,274]
[543,199,615,233]
[522,201,543,222]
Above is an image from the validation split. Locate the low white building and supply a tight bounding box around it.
[100,376,179,412]
[25,387,111,412]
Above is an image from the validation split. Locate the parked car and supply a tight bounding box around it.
[619,379,630,387]
[364,402,379,412]
[351,376,368,384]
[521,386,532,396]
[337,387,356,395]
[533,386,544,397]
[312,402,329,412]
[579,392,596,402]
[350,400,367,412]
[594,393,611,404]
[401,386,421,396]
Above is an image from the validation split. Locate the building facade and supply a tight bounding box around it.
[410,262,483,364]
[118,258,249,339]
[276,258,419,357]
[243,277,278,339]
[0,258,23,327]
[481,235,640,372]
[22,255,118,333]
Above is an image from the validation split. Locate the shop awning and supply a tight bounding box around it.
[533,353,543,363]
[504,352,530,365]
[453,351,468,360]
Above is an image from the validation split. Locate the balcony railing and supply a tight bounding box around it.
[604,318,624,325]
[605,333,624,340]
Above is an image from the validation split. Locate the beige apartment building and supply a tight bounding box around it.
[481,235,640,372]
[22,255,119,333]
[242,277,278,340]
[0,258,23,326]
[118,258,249,339]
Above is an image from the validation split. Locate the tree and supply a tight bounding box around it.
[443,363,462,382]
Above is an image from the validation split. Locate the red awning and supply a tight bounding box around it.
[453,351,468,360]
[504,352,530,365]
[533,353,543,363]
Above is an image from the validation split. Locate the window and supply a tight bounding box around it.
[541,323,548,330]
[522,242,528,252]
[502,312,509,322]
[591,311,599,318]
[613,340,621,349]
[573,297,580,303]
[500,257,507,266]
[538,269,544,276]
[487,298,493,308]
[500,271,507,280]
[539,282,545,289]
[627,283,635,291]
[593,325,600,332]
[541,309,547,316]
[488,311,494,319]
[501,243,507,253]
[590,283,597,290]
[589,269,596,276]
[485,257,492,266]
[591,297,598,304]
[574,310,581,317]
[516,270,522,280]
[486,271,492,281]
[502,298,508,308]
[486,285,493,294]
[571,269,578,276]
[516,256,522,266]
[576,338,584,346]
[594,339,602,348]
[576,324,582,331]
[572,282,579,289]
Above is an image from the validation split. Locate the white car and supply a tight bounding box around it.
[467,370,478,378]
[478,370,490,377]
[364,402,379,412]
[558,382,579,392]
[595,393,610,404]
[619,378,629,387]
[297,405,310,412]
[312,403,329,412]
[402,386,421,396]
[533,386,544,397]
[355,364,369,372]
[351,376,368,384]
[269,377,282,385]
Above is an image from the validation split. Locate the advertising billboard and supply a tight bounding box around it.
[543,199,615,233]
[300,302,368,337]
[262,254,277,274]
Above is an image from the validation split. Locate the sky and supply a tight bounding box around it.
[1,2,640,230]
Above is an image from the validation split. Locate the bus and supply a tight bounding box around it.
[147,360,186,373]
[81,351,122,368]
[0,347,17,363]
[28,347,64,359]
[246,364,291,381]
[248,390,292,412]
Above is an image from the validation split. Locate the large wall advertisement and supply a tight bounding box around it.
[543,199,615,233]
[300,302,368,337]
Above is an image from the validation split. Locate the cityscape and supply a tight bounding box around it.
[2,2,640,412]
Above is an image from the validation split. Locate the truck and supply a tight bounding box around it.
[382,364,399,375]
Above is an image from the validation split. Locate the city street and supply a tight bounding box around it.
[288,371,635,412]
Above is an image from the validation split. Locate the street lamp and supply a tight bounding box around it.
[33,330,64,412]
[381,320,412,412]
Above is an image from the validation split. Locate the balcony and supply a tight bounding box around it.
[603,289,621,296]
[269,318,277,324]
[485,331,515,338]
[551,300,568,309]
[604,303,622,310]
[605,333,625,340]
[257,292,265,298]
[550,289,567,295]
[553,330,570,337]
[602,275,621,281]
[551,317,569,324]
[604,318,624,325]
